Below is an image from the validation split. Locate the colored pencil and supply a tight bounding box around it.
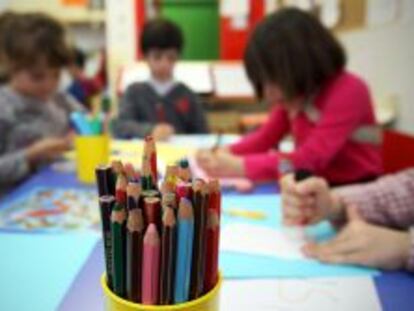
[126,208,144,303]
[211,130,223,153]
[115,174,128,206]
[294,169,314,225]
[141,156,154,191]
[142,224,161,305]
[162,192,177,211]
[190,180,208,299]
[176,182,193,204]
[144,197,162,232]
[95,165,115,196]
[99,195,115,289]
[208,179,221,215]
[159,207,177,305]
[165,165,179,185]
[178,159,192,182]
[174,198,194,303]
[111,200,127,298]
[204,209,219,293]
[124,163,140,183]
[143,136,158,188]
[126,182,141,211]
[111,160,124,176]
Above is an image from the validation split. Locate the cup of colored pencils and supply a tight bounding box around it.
[72,110,110,184]
[96,136,222,311]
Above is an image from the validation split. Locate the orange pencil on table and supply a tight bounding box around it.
[142,223,161,305]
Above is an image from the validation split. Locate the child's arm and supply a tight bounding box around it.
[230,106,289,155]
[334,169,414,228]
[112,86,156,138]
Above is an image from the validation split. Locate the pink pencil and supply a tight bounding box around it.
[142,223,161,305]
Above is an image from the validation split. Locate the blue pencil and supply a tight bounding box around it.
[70,111,94,135]
[174,198,194,303]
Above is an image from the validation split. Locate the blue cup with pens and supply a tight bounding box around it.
[71,111,110,183]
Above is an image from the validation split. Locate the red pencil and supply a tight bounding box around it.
[116,174,128,205]
[143,196,161,232]
[143,136,158,187]
[204,209,219,293]
[208,179,221,214]
[142,224,161,305]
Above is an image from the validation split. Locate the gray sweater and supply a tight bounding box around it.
[0,86,80,193]
[113,82,208,138]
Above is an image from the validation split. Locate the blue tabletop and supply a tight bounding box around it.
[1,166,413,311]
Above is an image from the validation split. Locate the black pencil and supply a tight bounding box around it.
[126,207,144,302]
[99,195,115,289]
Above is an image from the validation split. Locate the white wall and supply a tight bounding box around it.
[338,0,414,134]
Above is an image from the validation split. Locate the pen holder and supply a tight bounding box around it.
[75,135,109,183]
[100,273,222,311]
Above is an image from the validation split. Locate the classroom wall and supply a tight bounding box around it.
[338,0,414,134]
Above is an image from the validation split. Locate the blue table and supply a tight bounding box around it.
[1,167,414,311]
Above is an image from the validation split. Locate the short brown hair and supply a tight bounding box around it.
[244,8,346,101]
[3,13,70,71]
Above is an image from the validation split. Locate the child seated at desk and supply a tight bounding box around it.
[281,169,414,271]
[0,13,80,195]
[196,8,382,186]
[113,18,209,141]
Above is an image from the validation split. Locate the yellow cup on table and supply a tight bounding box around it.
[100,273,222,311]
[75,135,109,183]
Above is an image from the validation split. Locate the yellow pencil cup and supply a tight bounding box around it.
[75,135,109,183]
[101,273,222,311]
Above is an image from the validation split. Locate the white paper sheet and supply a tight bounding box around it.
[211,63,255,98]
[220,223,308,260]
[367,0,399,27]
[221,277,382,311]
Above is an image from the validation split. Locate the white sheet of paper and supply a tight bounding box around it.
[220,223,308,260]
[367,0,399,27]
[211,63,254,98]
[221,277,381,311]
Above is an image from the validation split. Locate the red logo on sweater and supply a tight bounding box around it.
[176,98,190,114]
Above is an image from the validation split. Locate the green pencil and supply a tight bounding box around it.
[111,201,127,297]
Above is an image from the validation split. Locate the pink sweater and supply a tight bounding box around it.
[230,71,382,185]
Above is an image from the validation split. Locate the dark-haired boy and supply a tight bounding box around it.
[113,18,208,141]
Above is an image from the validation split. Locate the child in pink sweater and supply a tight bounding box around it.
[196,8,382,186]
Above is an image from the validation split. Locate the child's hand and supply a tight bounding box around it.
[195,149,244,177]
[152,123,175,141]
[25,136,72,165]
[303,205,411,270]
[280,174,343,226]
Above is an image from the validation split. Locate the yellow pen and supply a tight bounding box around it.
[224,208,267,220]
